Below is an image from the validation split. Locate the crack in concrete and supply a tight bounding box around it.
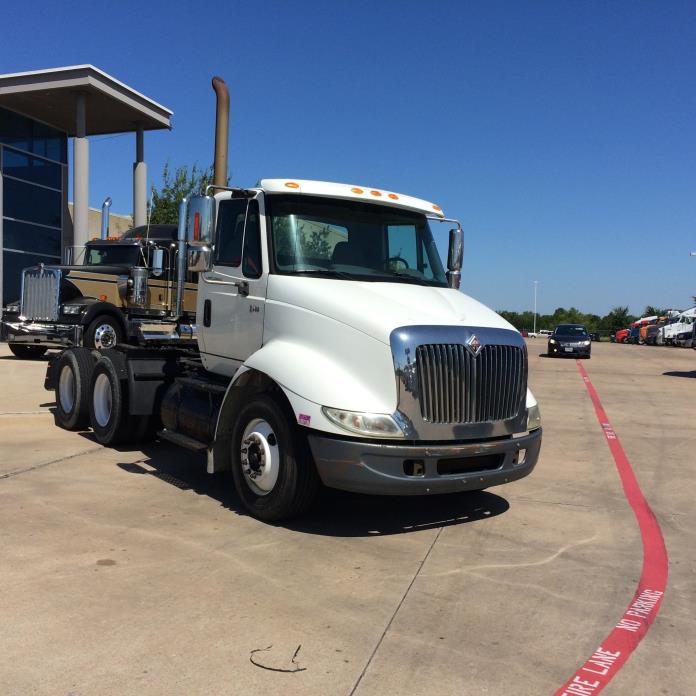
[348,526,444,696]
[0,446,103,480]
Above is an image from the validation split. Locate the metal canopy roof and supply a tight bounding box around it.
[0,64,172,136]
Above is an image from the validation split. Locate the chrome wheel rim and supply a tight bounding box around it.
[93,373,112,427]
[240,418,280,496]
[58,365,75,413]
[94,323,118,349]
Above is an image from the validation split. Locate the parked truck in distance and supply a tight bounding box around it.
[1,224,197,358]
[42,77,542,522]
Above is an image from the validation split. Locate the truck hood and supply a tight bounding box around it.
[266,275,516,345]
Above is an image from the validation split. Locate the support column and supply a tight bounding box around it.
[73,93,89,262]
[133,124,147,227]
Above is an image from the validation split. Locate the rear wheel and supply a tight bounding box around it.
[230,395,319,522]
[9,344,47,359]
[84,315,123,350]
[88,355,149,445]
[54,347,95,430]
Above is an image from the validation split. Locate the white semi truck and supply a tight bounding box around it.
[44,78,542,522]
[661,307,696,347]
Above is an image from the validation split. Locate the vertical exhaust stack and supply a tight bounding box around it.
[175,197,188,318]
[100,197,112,240]
[212,76,230,187]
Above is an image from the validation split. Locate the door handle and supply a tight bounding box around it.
[203,299,211,327]
[235,281,249,297]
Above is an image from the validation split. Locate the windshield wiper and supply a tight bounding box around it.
[291,268,357,280]
[376,270,433,285]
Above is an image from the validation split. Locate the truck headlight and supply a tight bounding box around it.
[322,407,403,438]
[61,304,85,315]
[527,404,541,431]
[549,338,556,344]
[5,302,20,313]
[582,340,591,346]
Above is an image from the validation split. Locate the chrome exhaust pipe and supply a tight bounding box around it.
[175,196,188,317]
[100,197,112,239]
[212,76,230,188]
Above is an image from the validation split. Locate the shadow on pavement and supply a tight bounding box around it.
[112,439,509,537]
[663,370,696,379]
[0,354,53,361]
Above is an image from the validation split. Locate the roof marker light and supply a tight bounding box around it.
[432,204,442,212]
[388,193,399,200]
[285,181,300,189]
[351,187,364,194]
[370,190,382,197]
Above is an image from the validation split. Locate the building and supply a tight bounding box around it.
[66,202,133,239]
[0,65,172,307]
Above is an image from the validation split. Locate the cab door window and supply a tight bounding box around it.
[215,199,247,267]
[242,200,262,279]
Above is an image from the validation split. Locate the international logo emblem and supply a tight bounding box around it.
[466,334,482,356]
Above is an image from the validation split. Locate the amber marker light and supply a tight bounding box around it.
[388,193,399,200]
[285,182,300,189]
[99,294,108,301]
[370,190,382,196]
[351,187,364,194]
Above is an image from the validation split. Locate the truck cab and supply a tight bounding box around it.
[47,177,542,522]
[1,224,197,357]
[668,307,696,347]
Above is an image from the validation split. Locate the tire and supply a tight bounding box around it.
[54,347,95,430]
[9,344,47,359]
[88,355,148,445]
[84,314,124,350]
[230,394,319,522]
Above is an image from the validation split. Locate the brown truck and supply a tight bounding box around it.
[1,224,197,358]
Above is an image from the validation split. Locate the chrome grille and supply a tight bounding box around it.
[416,343,526,424]
[20,267,61,321]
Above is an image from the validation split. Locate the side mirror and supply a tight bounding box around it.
[446,228,463,289]
[187,195,216,243]
[188,245,212,273]
[151,248,164,277]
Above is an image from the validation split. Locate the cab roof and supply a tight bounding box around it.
[256,179,445,217]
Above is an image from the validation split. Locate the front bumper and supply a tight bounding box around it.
[1,319,82,348]
[548,343,591,357]
[307,427,542,495]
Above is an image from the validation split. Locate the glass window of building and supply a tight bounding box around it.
[1,106,67,305]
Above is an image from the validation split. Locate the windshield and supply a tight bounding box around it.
[268,195,448,286]
[85,244,140,267]
[555,324,588,336]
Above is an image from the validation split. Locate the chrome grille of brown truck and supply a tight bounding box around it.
[415,343,526,424]
[20,267,61,321]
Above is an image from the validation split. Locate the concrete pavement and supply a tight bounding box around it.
[0,341,694,695]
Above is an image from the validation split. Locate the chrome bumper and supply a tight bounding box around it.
[1,319,82,347]
[308,428,542,495]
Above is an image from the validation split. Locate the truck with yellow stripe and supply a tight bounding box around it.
[1,224,197,358]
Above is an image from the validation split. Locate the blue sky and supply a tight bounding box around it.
[3,0,695,315]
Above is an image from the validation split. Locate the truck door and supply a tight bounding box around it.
[197,195,268,376]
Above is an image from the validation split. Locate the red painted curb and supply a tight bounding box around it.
[553,361,669,695]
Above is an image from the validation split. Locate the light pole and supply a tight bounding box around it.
[533,280,538,334]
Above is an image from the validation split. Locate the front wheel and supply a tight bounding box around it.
[230,395,319,522]
[84,315,123,350]
[9,344,47,359]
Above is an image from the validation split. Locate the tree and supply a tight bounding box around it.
[643,306,665,317]
[149,163,213,225]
